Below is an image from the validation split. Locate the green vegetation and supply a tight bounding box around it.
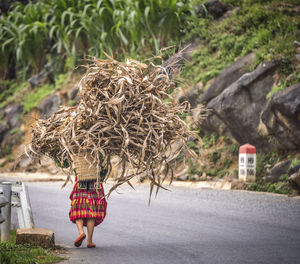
[0,73,69,113]
[186,134,237,179]
[0,80,27,109]
[247,151,300,195]
[181,0,300,89]
[9,127,22,135]
[255,151,287,178]
[0,0,191,80]
[202,132,219,149]
[23,84,57,113]
[69,99,76,106]
[267,71,300,98]
[186,132,298,195]
[0,231,65,264]
[248,181,291,195]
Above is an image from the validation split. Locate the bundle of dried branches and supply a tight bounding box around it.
[28,56,206,198]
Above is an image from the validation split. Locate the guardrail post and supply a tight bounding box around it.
[1,182,12,241]
[20,182,34,228]
[0,197,8,224]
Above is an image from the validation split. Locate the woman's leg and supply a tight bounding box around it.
[86,218,95,244]
[75,219,85,235]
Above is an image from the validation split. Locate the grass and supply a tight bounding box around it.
[0,73,69,113]
[23,73,69,113]
[186,134,237,179]
[180,0,300,91]
[247,151,300,195]
[248,181,291,195]
[23,84,57,113]
[0,231,65,264]
[0,81,27,109]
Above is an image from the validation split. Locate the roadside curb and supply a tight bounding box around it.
[170,180,232,190]
[0,172,67,182]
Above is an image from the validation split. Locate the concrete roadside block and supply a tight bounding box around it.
[171,180,232,190]
[16,228,55,248]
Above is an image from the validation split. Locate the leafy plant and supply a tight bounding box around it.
[0,231,64,264]
[202,133,219,149]
[0,0,193,79]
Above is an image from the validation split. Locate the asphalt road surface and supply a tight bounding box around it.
[24,182,300,264]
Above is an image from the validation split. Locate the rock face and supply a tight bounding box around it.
[16,228,55,248]
[0,1,29,14]
[178,84,200,108]
[4,104,23,129]
[0,0,10,14]
[288,163,300,192]
[264,160,291,182]
[196,0,227,18]
[162,41,199,78]
[261,83,300,150]
[0,122,9,142]
[28,63,54,89]
[0,104,24,156]
[199,52,256,104]
[195,50,300,151]
[38,93,60,119]
[202,60,278,149]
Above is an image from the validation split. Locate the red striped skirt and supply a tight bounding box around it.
[69,182,107,227]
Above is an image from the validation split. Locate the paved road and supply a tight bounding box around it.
[25,182,300,264]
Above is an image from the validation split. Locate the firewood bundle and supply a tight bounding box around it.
[28,56,205,197]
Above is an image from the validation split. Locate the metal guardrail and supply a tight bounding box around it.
[0,196,8,224]
[0,181,35,241]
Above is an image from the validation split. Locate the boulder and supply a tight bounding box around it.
[4,104,23,129]
[178,175,189,181]
[288,163,300,176]
[28,63,54,89]
[263,160,291,182]
[0,130,24,156]
[0,104,23,157]
[199,52,256,104]
[191,103,211,128]
[16,228,55,249]
[37,93,60,119]
[68,86,81,105]
[0,1,29,14]
[202,60,278,148]
[196,0,227,18]
[17,156,32,169]
[261,82,300,150]
[162,41,199,78]
[69,86,79,100]
[0,0,10,14]
[289,171,300,192]
[288,163,300,192]
[178,84,200,108]
[0,122,9,142]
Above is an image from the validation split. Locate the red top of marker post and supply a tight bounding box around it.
[239,144,256,154]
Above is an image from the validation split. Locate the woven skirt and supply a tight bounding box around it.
[69,181,107,227]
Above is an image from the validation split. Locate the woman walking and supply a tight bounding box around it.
[69,178,107,248]
[65,153,108,248]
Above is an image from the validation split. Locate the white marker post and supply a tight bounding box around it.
[239,144,256,181]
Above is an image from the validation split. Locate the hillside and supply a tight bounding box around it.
[0,0,300,195]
